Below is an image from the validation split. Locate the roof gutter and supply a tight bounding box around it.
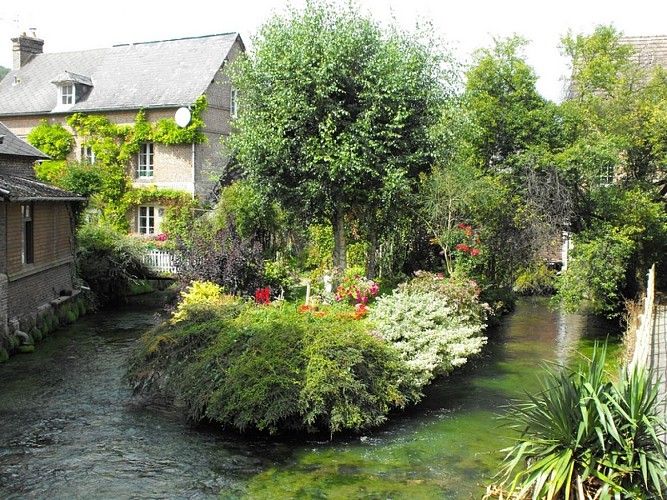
[11,196,86,202]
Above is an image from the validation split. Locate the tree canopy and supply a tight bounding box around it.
[226,0,453,275]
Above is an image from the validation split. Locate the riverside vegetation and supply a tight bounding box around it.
[126,273,490,435]
[16,0,667,496]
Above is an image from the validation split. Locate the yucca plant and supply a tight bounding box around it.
[492,343,667,499]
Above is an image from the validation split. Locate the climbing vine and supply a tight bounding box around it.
[122,187,199,243]
[26,121,74,160]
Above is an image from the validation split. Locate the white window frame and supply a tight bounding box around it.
[230,87,238,118]
[600,163,615,186]
[81,145,95,164]
[138,142,154,177]
[60,83,74,105]
[138,206,155,234]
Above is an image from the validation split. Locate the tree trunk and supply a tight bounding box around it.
[332,208,347,279]
[366,223,377,280]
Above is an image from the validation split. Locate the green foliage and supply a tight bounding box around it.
[34,160,68,185]
[263,254,300,297]
[122,187,197,243]
[493,343,667,499]
[465,36,563,170]
[59,161,104,196]
[64,99,207,226]
[305,224,334,274]
[171,281,228,323]
[214,179,284,245]
[370,272,488,389]
[0,66,8,81]
[152,96,208,144]
[555,186,667,316]
[127,300,419,434]
[513,262,557,296]
[228,0,451,273]
[26,120,74,160]
[76,220,151,306]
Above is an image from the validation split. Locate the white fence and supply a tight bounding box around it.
[630,264,656,370]
[141,249,177,275]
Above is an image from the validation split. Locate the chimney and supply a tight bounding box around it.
[11,33,44,70]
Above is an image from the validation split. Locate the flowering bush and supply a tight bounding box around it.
[370,273,488,389]
[404,271,492,323]
[171,280,232,323]
[334,275,379,305]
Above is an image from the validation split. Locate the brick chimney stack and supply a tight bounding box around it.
[11,33,44,70]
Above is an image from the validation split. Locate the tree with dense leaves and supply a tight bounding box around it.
[226,0,452,276]
[446,36,572,286]
[554,25,667,314]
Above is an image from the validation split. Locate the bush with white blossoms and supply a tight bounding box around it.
[370,275,488,389]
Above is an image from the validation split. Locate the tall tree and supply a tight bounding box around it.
[226,0,450,276]
[554,25,667,313]
[456,36,571,286]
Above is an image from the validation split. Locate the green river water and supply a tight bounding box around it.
[0,295,621,499]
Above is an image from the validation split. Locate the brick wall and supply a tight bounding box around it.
[0,155,38,178]
[7,262,75,319]
[6,201,75,277]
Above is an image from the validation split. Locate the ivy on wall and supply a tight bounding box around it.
[28,96,209,231]
[123,187,199,242]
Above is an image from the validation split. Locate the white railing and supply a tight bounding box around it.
[630,264,656,370]
[142,249,177,275]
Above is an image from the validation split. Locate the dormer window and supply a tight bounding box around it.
[51,71,93,111]
[60,83,74,105]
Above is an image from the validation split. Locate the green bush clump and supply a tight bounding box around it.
[370,272,489,389]
[127,299,420,434]
[491,343,667,499]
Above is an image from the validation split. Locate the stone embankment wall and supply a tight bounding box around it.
[0,288,89,363]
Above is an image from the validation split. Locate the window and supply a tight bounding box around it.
[81,145,95,164]
[230,87,238,118]
[60,83,74,105]
[600,164,615,186]
[138,206,155,234]
[138,142,154,177]
[21,203,34,264]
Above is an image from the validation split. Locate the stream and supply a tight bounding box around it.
[0,294,621,499]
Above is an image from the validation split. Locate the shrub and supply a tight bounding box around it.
[370,272,488,389]
[173,218,265,298]
[491,343,667,499]
[513,262,557,295]
[170,281,228,323]
[77,221,151,306]
[127,301,419,434]
[334,275,379,305]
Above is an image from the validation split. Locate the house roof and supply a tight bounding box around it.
[0,121,49,159]
[0,173,84,202]
[0,33,242,116]
[620,35,667,70]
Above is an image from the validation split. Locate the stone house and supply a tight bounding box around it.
[0,121,85,357]
[0,32,244,236]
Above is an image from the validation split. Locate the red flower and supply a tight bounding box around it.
[255,287,271,305]
[470,248,480,256]
[456,244,470,253]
